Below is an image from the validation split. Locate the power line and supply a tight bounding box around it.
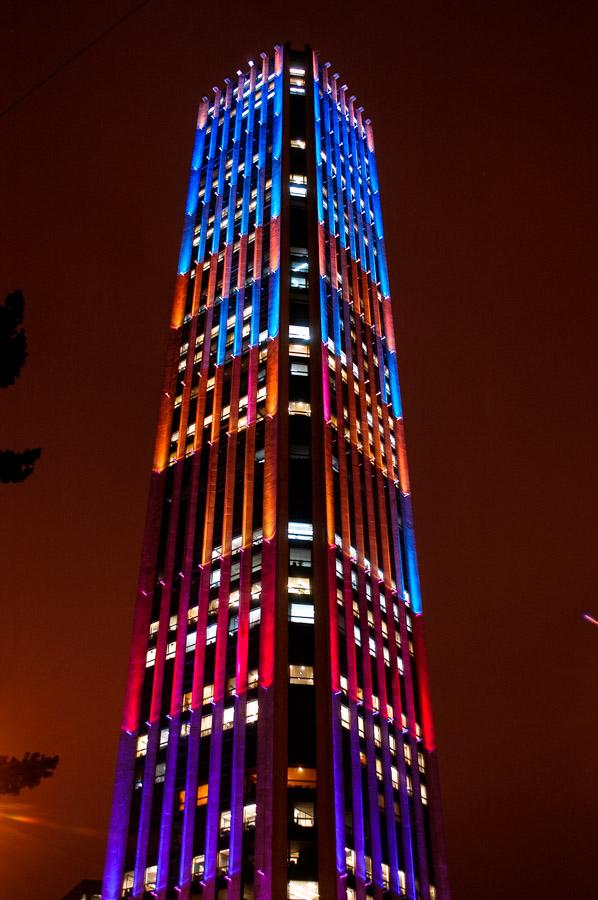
[1,0,153,119]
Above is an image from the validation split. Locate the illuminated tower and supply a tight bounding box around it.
[102,44,450,900]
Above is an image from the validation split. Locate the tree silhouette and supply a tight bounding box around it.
[0,752,59,795]
[0,290,41,482]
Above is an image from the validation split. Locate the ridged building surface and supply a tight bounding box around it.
[102,43,450,900]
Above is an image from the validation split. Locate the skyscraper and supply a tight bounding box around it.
[102,43,450,900]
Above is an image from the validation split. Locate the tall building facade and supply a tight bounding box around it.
[103,44,450,900]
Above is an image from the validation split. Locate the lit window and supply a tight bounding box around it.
[192,854,204,878]
[289,603,315,624]
[146,648,156,667]
[203,683,214,704]
[145,866,157,890]
[287,767,317,788]
[293,801,314,827]
[289,342,310,357]
[247,669,259,690]
[345,847,356,873]
[289,664,314,685]
[290,182,307,197]
[290,138,306,149]
[340,705,350,729]
[223,706,235,730]
[201,714,212,737]
[181,722,190,738]
[289,324,310,341]
[217,849,229,874]
[206,623,217,644]
[246,699,259,723]
[182,691,193,711]
[290,361,309,376]
[290,274,308,290]
[122,872,134,891]
[288,575,311,595]
[289,546,311,568]
[149,621,159,638]
[381,862,390,888]
[288,881,319,899]
[155,762,166,784]
[160,728,169,748]
[166,640,176,660]
[188,605,198,623]
[136,734,148,757]
[288,521,313,540]
[186,631,197,653]
[289,400,311,416]
[220,809,231,834]
[244,802,257,827]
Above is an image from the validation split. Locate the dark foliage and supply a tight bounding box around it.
[0,752,59,795]
[0,448,42,483]
[1,290,41,483]
[0,290,27,388]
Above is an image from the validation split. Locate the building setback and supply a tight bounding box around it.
[102,44,450,900]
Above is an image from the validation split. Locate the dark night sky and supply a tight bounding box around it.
[3,1,598,898]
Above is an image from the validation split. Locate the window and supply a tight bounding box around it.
[146,648,156,667]
[192,855,204,878]
[246,699,259,723]
[220,809,231,834]
[345,847,356,873]
[288,575,311,595]
[288,881,319,899]
[243,802,257,827]
[290,361,309,376]
[203,683,214,704]
[186,631,197,653]
[182,691,193,711]
[144,866,157,890]
[287,767,317,788]
[166,641,176,660]
[223,706,235,730]
[160,728,169,748]
[288,522,313,540]
[149,620,159,637]
[201,714,212,737]
[136,734,148,757]
[289,546,311,568]
[289,665,314,685]
[289,174,307,196]
[212,849,228,876]
[155,762,166,783]
[289,325,310,341]
[293,801,314,827]
[289,603,315,624]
